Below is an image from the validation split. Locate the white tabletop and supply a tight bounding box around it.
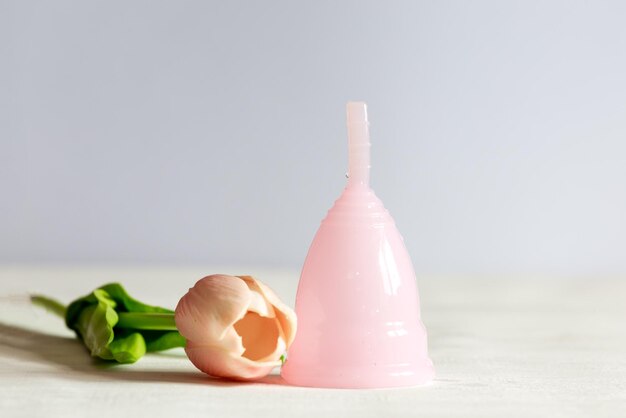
[0,266,624,417]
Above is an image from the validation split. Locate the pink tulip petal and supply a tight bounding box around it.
[175,274,251,344]
[219,326,246,356]
[238,276,297,347]
[185,341,280,380]
[255,333,286,363]
[233,312,280,361]
[246,290,274,318]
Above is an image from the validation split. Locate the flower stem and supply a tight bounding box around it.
[116,312,178,331]
[31,295,67,319]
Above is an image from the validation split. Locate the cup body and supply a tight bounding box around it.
[281,186,435,388]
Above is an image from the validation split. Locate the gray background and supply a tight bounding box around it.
[1,1,625,275]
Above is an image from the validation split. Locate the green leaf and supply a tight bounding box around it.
[65,282,184,364]
[109,332,146,363]
[143,331,187,352]
[99,283,174,314]
[69,289,118,360]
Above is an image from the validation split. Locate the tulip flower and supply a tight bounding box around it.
[175,274,296,380]
[31,274,296,381]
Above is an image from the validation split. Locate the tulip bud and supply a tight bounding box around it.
[175,274,297,380]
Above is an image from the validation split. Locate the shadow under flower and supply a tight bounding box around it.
[0,322,289,387]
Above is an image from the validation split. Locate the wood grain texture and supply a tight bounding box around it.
[0,266,624,418]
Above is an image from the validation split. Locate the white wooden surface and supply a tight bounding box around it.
[0,266,624,417]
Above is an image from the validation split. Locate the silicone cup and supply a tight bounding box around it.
[281,102,435,388]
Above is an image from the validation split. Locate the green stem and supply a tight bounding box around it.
[31,295,67,319]
[116,312,178,331]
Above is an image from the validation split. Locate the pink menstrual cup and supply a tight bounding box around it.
[281,102,435,388]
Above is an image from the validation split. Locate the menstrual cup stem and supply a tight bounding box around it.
[346,101,371,186]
